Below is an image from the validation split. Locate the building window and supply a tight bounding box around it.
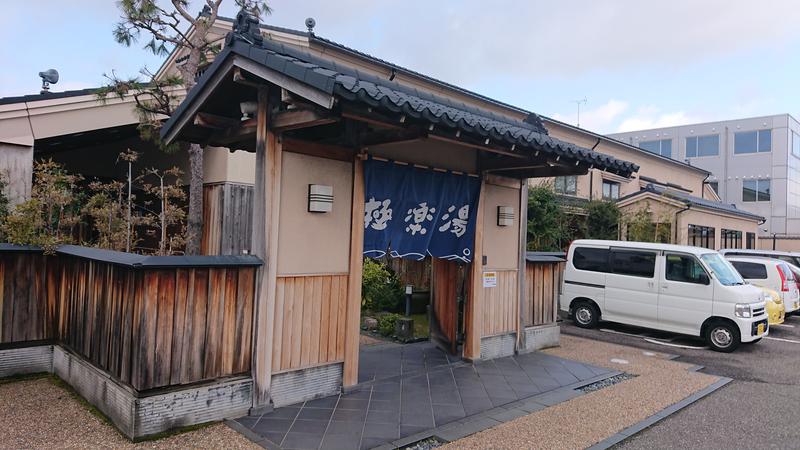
[721,229,743,249]
[734,129,771,154]
[746,232,756,249]
[639,139,672,158]
[708,182,719,195]
[743,179,770,202]
[602,180,620,200]
[686,135,719,158]
[688,224,715,249]
[794,132,800,157]
[554,176,577,195]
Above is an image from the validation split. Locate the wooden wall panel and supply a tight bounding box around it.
[272,274,348,373]
[481,269,518,336]
[0,250,258,393]
[431,259,459,353]
[523,261,564,327]
[202,183,254,256]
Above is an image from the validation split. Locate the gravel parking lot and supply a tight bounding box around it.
[561,313,800,448]
[0,376,258,449]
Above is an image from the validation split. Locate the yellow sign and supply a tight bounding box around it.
[482,271,497,288]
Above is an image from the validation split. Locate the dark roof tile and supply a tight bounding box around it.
[162,31,639,175]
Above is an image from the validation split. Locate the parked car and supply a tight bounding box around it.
[784,264,800,314]
[562,240,769,352]
[719,249,800,268]
[757,286,785,326]
[725,257,800,314]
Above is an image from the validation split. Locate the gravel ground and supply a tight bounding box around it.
[441,335,719,450]
[0,376,259,449]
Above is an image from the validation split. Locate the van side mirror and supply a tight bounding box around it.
[698,273,710,285]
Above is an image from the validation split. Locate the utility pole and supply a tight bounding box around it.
[572,98,587,128]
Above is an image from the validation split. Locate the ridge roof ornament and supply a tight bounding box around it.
[226,8,263,47]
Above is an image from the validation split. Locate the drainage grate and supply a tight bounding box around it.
[399,436,447,450]
[578,373,636,393]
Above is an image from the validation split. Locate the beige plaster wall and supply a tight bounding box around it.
[0,143,33,205]
[542,121,709,199]
[276,151,353,275]
[203,147,256,185]
[759,238,800,252]
[482,180,521,270]
[367,139,477,173]
[676,209,760,250]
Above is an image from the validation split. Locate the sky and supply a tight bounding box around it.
[3,0,800,134]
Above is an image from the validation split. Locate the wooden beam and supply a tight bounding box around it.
[464,178,486,360]
[341,111,405,130]
[235,57,335,109]
[343,156,365,387]
[207,118,258,147]
[250,87,282,410]
[271,109,338,132]
[194,112,242,129]
[282,138,355,162]
[429,134,524,159]
[516,179,529,351]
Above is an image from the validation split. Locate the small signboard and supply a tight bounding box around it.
[482,271,497,288]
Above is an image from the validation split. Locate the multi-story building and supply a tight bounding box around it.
[537,117,764,250]
[609,114,800,250]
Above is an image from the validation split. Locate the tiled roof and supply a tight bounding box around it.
[0,87,98,106]
[621,184,765,221]
[163,30,638,175]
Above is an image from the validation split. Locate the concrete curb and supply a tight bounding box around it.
[586,376,733,450]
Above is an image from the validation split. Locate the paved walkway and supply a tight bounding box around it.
[233,342,612,450]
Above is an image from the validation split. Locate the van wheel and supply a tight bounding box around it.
[705,322,741,352]
[572,302,599,329]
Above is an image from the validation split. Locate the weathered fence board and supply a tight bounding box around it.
[0,246,259,392]
[202,183,254,256]
[523,260,564,327]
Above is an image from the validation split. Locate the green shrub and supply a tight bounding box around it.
[378,313,402,337]
[361,258,404,312]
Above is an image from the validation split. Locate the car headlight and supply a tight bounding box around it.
[735,303,753,318]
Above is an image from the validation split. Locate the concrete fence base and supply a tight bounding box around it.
[480,333,517,360]
[1,345,252,440]
[271,363,343,408]
[520,323,561,353]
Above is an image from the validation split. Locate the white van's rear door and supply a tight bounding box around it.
[604,249,660,327]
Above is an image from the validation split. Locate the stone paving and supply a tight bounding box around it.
[233,342,613,450]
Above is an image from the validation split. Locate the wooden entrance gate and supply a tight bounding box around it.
[430,258,465,355]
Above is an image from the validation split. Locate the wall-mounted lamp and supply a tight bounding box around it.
[240,101,257,121]
[497,206,514,227]
[308,184,333,213]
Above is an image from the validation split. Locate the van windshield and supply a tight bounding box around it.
[701,253,746,286]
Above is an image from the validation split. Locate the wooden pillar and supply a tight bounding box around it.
[343,156,365,387]
[516,179,529,350]
[251,88,282,409]
[464,177,486,360]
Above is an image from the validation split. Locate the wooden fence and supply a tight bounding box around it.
[523,253,565,328]
[0,245,261,392]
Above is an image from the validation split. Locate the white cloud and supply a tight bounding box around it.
[263,0,800,84]
[552,99,629,132]
[616,108,704,132]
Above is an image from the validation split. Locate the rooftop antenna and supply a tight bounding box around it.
[572,97,587,127]
[305,17,316,34]
[39,69,59,94]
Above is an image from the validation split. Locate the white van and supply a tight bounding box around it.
[726,257,800,313]
[561,240,769,352]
